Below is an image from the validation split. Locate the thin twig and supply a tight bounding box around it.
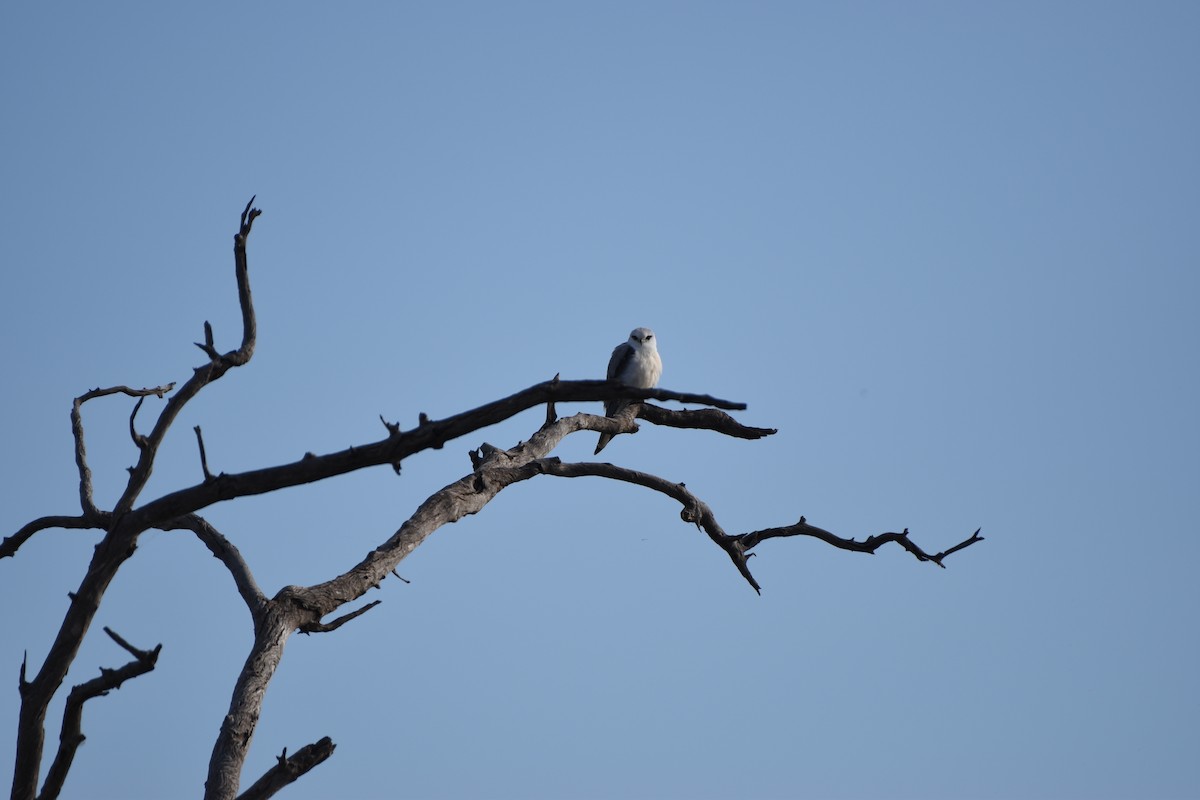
[194,425,215,482]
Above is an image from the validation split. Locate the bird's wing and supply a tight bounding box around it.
[604,342,635,416]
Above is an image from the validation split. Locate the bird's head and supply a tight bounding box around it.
[628,327,657,351]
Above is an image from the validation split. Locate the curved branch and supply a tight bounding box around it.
[1,515,109,561]
[157,514,267,619]
[112,198,260,518]
[297,396,775,620]
[70,384,175,516]
[531,459,762,592]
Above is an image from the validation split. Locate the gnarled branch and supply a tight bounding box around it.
[70,383,175,517]
[740,518,985,567]
[37,628,161,800]
[10,200,262,800]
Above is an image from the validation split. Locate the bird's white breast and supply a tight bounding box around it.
[622,346,662,389]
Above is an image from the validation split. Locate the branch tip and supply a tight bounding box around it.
[379,414,401,436]
[194,425,215,482]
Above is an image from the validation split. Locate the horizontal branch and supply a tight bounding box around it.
[127,381,753,530]
[0,515,109,561]
[630,404,777,440]
[738,518,984,567]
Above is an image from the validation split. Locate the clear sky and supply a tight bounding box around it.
[2,3,1198,799]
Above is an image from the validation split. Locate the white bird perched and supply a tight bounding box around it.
[595,327,663,455]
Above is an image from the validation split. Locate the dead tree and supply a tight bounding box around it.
[3,200,983,800]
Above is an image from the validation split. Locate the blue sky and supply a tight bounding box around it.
[2,2,1198,798]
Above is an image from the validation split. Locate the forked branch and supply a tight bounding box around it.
[9,200,262,800]
[70,384,175,517]
[37,628,161,800]
[533,460,982,593]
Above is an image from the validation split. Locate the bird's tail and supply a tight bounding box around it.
[594,399,627,455]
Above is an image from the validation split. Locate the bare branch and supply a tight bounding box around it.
[194,426,215,482]
[378,414,401,437]
[112,199,260,519]
[70,383,175,516]
[638,403,778,440]
[11,202,263,800]
[235,737,335,800]
[128,397,148,450]
[157,514,267,618]
[299,600,382,635]
[532,462,982,592]
[739,518,984,567]
[37,628,161,800]
[125,381,755,530]
[544,373,561,427]
[532,459,763,592]
[297,396,776,623]
[195,320,220,361]
[1,515,109,561]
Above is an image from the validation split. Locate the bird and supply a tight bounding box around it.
[595,327,663,455]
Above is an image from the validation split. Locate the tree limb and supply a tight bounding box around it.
[532,462,982,593]
[124,382,753,531]
[0,515,109,561]
[638,403,778,440]
[739,518,985,567]
[10,200,262,800]
[70,384,175,517]
[36,628,161,800]
[298,600,382,634]
[234,737,336,800]
[156,514,267,620]
[532,459,763,591]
